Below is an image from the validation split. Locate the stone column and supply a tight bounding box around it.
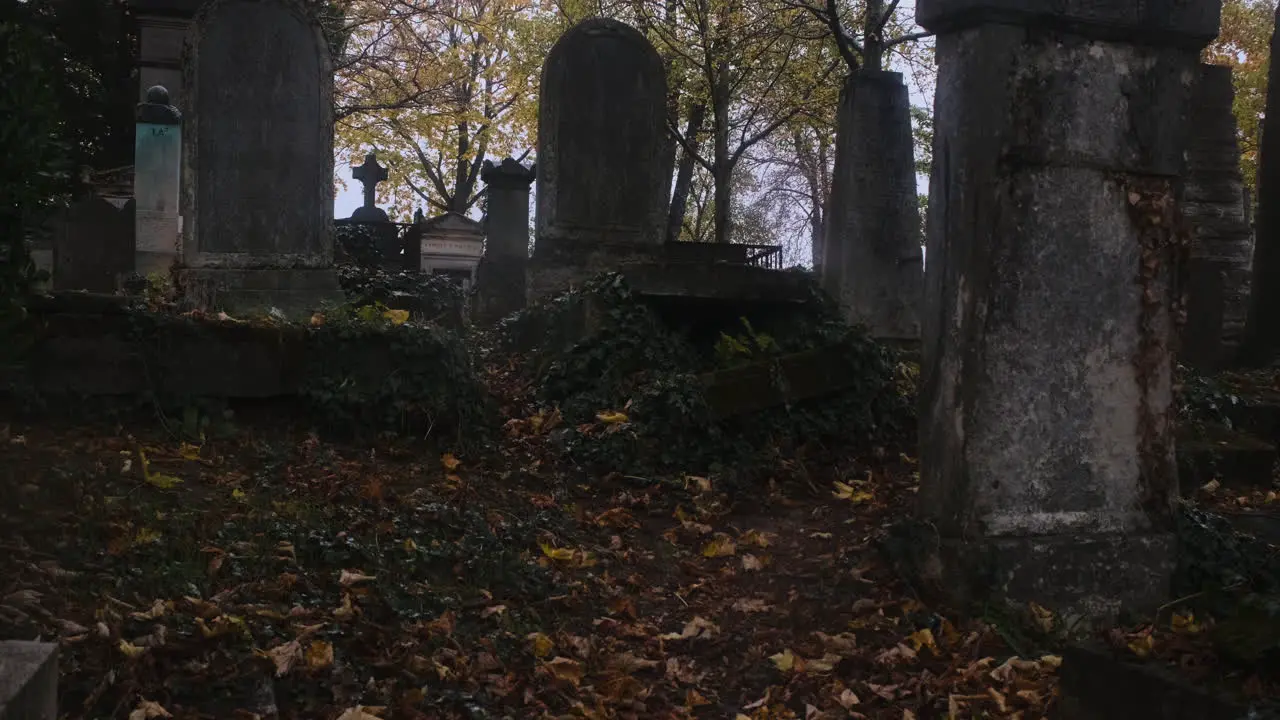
[473,158,535,324]
[1239,6,1280,366]
[134,85,183,278]
[915,0,1219,620]
[822,70,923,341]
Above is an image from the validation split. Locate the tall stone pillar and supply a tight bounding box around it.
[822,70,923,341]
[915,0,1219,619]
[1180,64,1255,369]
[473,158,535,324]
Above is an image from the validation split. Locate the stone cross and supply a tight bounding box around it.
[352,152,388,211]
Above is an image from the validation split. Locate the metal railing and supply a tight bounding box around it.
[743,244,783,270]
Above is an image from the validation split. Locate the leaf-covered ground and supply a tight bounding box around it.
[0,386,1062,720]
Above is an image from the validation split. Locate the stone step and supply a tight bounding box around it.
[700,346,852,420]
[1177,430,1277,491]
[0,641,57,720]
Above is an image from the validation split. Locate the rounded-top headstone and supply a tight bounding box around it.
[535,17,670,246]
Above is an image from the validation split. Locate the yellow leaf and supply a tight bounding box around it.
[596,410,629,424]
[403,537,418,552]
[701,534,737,558]
[118,639,148,658]
[1172,612,1201,634]
[545,656,584,686]
[231,488,246,502]
[1127,633,1155,658]
[179,442,201,460]
[382,308,410,325]
[1029,602,1055,632]
[770,649,796,672]
[134,527,162,545]
[539,542,575,562]
[908,628,939,654]
[441,453,461,471]
[529,631,554,658]
[307,640,334,670]
[145,472,183,490]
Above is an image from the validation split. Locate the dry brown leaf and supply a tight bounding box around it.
[128,699,172,720]
[335,706,385,720]
[265,639,302,676]
[306,640,334,670]
[339,569,375,587]
[544,656,584,686]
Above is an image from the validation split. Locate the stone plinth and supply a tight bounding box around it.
[535,18,671,248]
[474,158,535,324]
[822,70,922,340]
[0,641,57,720]
[135,85,183,278]
[915,0,1219,621]
[178,0,340,317]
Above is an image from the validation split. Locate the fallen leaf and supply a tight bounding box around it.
[770,649,797,672]
[383,308,409,325]
[731,598,771,613]
[441,453,461,471]
[339,569,375,587]
[545,656,584,686]
[307,640,334,670]
[837,689,860,709]
[596,410,629,424]
[335,706,385,720]
[528,631,553,658]
[128,700,172,720]
[661,616,719,641]
[265,639,302,676]
[701,533,737,558]
[742,554,767,571]
[832,481,873,503]
[118,639,147,659]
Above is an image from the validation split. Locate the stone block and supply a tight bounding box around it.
[700,346,855,420]
[1177,430,1276,491]
[0,641,57,720]
[917,0,1221,46]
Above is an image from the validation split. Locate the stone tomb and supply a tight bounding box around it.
[420,213,484,292]
[177,0,340,317]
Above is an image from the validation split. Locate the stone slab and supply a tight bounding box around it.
[0,641,57,720]
[175,267,342,319]
[620,263,810,304]
[1058,645,1277,720]
[1177,431,1276,491]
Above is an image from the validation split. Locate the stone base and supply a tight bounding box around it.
[0,641,58,720]
[910,529,1175,627]
[176,267,342,319]
[471,256,527,325]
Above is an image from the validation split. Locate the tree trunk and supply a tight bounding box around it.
[711,64,732,244]
[1238,7,1280,366]
[667,103,706,242]
[863,0,885,72]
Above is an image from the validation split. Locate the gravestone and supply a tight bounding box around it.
[535,17,670,248]
[822,69,923,340]
[1181,260,1228,370]
[49,195,135,292]
[1182,64,1254,365]
[915,0,1219,620]
[474,158,535,324]
[349,151,390,223]
[134,85,183,277]
[177,0,340,317]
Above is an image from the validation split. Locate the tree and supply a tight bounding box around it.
[1204,0,1276,191]
[335,0,540,219]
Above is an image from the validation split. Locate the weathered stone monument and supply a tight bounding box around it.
[534,17,670,249]
[474,157,535,323]
[1239,4,1280,367]
[915,0,1219,619]
[48,195,135,292]
[1180,64,1255,369]
[176,0,340,316]
[821,69,923,341]
[134,85,183,277]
